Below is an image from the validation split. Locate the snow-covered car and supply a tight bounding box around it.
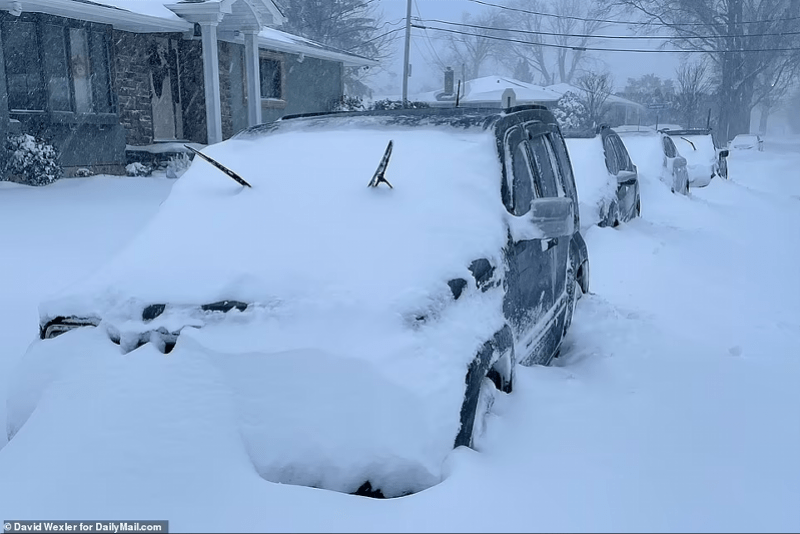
[564,125,641,229]
[6,106,590,499]
[730,133,764,152]
[663,128,729,186]
[658,130,691,195]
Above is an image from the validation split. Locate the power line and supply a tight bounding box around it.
[413,1,446,67]
[420,18,800,41]
[467,0,800,27]
[349,26,406,50]
[414,24,800,53]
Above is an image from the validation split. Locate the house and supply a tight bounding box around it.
[407,75,562,109]
[546,83,644,126]
[0,0,376,176]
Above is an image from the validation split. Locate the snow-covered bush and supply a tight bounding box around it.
[125,162,153,177]
[3,134,63,186]
[74,168,94,178]
[165,153,192,178]
[334,95,366,112]
[370,99,430,110]
[553,91,590,130]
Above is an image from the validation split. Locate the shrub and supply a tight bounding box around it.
[125,162,153,177]
[3,134,63,186]
[74,168,94,177]
[369,99,430,110]
[334,95,366,112]
[165,153,192,179]
[553,91,591,131]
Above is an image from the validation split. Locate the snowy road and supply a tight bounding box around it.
[1,139,798,531]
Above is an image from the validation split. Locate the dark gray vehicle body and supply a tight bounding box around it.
[36,106,590,476]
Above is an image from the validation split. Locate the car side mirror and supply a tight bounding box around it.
[719,149,729,158]
[530,197,575,239]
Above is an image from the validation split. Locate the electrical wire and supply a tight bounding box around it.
[418,18,800,41]
[467,0,800,27]
[414,24,800,53]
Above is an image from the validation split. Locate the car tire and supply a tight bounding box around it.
[455,325,515,449]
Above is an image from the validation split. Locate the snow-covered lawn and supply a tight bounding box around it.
[1,138,799,531]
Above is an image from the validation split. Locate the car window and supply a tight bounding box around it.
[543,136,567,197]
[511,141,536,216]
[603,137,620,175]
[528,135,560,198]
[611,136,632,171]
[547,133,576,200]
[663,136,677,158]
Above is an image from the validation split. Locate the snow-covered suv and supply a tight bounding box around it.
[6,106,589,499]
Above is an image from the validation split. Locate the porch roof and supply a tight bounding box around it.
[0,0,375,66]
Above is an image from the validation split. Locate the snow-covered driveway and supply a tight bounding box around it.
[1,138,798,531]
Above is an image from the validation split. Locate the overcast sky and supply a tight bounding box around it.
[374,0,683,96]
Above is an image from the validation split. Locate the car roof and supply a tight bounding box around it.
[236,105,557,139]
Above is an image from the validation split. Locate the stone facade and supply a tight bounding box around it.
[113,30,157,146]
[179,38,207,145]
[219,41,235,141]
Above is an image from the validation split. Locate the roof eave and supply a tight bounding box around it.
[1,0,193,33]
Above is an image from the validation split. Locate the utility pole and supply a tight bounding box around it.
[401,0,412,107]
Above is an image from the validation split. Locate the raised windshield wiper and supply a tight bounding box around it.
[367,140,394,189]
[184,145,252,188]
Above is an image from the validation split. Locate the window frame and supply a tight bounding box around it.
[258,49,286,109]
[1,12,117,123]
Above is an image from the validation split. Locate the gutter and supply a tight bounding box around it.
[0,0,193,32]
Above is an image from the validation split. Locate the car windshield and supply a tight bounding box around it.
[41,123,510,322]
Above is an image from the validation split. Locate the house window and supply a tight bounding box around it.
[259,54,284,101]
[2,21,45,111]
[2,17,114,115]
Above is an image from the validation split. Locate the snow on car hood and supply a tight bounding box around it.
[565,137,617,229]
[42,124,509,322]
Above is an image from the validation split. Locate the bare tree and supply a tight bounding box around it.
[612,0,800,141]
[496,0,611,85]
[577,72,615,126]
[280,0,397,96]
[751,59,800,133]
[675,61,712,128]
[439,11,504,81]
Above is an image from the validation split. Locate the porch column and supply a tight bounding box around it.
[200,21,223,145]
[0,25,9,174]
[243,29,262,127]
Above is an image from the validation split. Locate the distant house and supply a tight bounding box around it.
[0,0,376,176]
[408,75,562,109]
[546,83,644,126]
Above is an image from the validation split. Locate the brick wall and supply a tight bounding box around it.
[112,30,155,146]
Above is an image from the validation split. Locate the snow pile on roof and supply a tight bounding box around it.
[87,0,183,20]
[412,76,561,104]
[26,118,514,496]
[565,137,617,229]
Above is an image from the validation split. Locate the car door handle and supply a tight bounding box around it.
[542,237,558,252]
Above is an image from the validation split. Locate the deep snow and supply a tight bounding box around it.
[1,136,799,531]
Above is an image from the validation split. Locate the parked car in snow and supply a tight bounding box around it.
[662,128,729,186]
[730,133,764,152]
[564,125,641,229]
[7,106,590,499]
[658,130,691,195]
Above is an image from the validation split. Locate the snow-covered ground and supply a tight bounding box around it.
[1,137,799,531]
